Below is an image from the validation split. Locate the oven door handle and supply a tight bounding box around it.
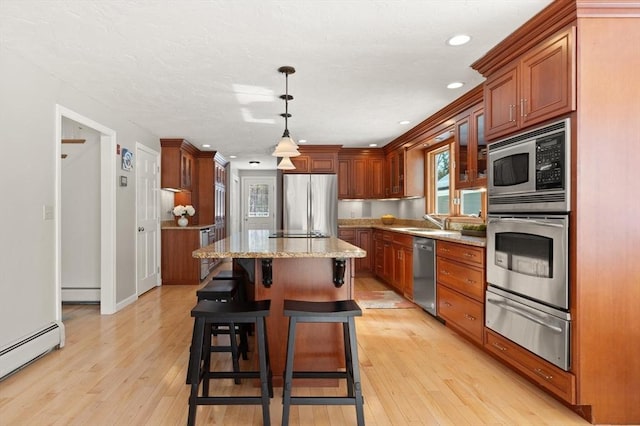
[487,298,563,333]
[488,218,564,229]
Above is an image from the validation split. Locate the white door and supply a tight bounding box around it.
[136,144,161,295]
[241,176,276,231]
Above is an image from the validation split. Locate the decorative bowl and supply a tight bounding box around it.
[381,215,396,225]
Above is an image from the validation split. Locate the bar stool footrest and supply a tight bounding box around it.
[195,396,267,405]
[289,396,363,406]
[291,371,349,379]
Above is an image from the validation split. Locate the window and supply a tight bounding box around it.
[426,142,486,219]
[248,183,270,217]
[427,145,452,215]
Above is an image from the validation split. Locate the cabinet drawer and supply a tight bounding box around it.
[485,329,576,404]
[392,232,413,247]
[437,285,483,345]
[437,241,485,268]
[437,257,484,302]
[338,229,356,241]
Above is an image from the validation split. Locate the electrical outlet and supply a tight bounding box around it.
[43,205,54,220]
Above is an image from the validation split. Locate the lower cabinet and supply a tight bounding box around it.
[371,229,413,299]
[161,228,202,285]
[338,227,372,274]
[436,240,486,345]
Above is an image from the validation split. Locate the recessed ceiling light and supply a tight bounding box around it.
[229,155,237,159]
[447,34,471,46]
[202,144,211,148]
[249,160,260,167]
[298,139,307,143]
[398,120,411,125]
[447,81,465,89]
[369,143,378,147]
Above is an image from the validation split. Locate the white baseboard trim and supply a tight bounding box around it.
[0,321,65,380]
[61,288,100,302]
[116,293,138,312]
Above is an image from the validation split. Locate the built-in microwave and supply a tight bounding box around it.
[488,118,570,213]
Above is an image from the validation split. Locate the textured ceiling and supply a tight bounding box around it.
[1,0,552,169]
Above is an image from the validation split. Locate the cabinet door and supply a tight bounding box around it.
[456,115,472,188]
[484,65,519,139]
[369,158,385,198]
[521,27,575,128]
[181,151,194,190]
[352,158,367,198]
[403,247,413,299]
[338,159,351,199]
[474,108,487,186]
[383,238,393,282]
[355,229,372,272]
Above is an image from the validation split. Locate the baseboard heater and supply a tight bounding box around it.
[0,322,65,380]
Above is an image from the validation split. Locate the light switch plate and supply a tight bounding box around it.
[43,205,54,220]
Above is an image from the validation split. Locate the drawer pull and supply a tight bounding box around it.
[443,301,452,307]
[492,342,507,352]
[466,279,476,284]
[534,368,553,381]
[441,270,450,275]
[464,314,476,321]
[463,252,475,258]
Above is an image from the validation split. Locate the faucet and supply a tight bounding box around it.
[423,214,448,230]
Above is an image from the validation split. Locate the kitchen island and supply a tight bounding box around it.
[192,230,366,386]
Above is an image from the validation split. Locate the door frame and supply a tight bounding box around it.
[55,105,117,316]
[135,142,161,296]
[241,175,277,232]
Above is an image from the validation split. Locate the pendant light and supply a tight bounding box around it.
[273,66,300,161]
[277,156,296,170]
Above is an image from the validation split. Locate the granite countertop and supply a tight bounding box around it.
[193,230,367,259]
[339,223,486,247]
[162,221,215,230]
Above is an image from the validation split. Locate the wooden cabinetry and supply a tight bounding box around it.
[385,147,424,198]
[160,138,198,191]
[195,151,227,234]
[337,148,385,199]
[161,228,202,285]
[485,329,576,404]
[283,145,341,174]
[455,103,487,188]
[436,241,485,345]
[338,227,372,274]
[372,230,413,298]
[484,27,575,140]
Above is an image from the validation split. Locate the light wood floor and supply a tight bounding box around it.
[0,272,589,425]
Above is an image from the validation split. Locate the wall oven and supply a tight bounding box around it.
[485,214,571,370]
[488,118,570,213]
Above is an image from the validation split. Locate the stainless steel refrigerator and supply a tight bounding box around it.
[282,174,338,236]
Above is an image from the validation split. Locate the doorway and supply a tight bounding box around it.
[55,105,117,317]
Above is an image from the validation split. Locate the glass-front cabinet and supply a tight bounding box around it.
[455,103,486,189]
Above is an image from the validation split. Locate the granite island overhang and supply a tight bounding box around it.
[192,230,366,386]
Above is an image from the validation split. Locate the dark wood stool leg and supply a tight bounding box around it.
[256,316,271,426]
[343,321,355,398]
[228,321,241,385]
[188,317,206,426]
[347,316,365,426]
[202,324,213,396]
[281,316,297,426]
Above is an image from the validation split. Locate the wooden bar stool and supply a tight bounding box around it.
[281,299,364,426]
[187,299,273,426]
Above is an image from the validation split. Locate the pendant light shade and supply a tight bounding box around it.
[272,135,300,157]
[272,66,300,162]
[277,156,296,170]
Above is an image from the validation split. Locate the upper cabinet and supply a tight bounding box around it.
[283,145,341,174]
[386,147,423,198]
[160,138,199,191]
[196,151,227,228]
[484,27,576,140]
[455,103,486,189]
[338,148,384,199]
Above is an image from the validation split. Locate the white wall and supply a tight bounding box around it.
[61,118,100,297]
[0,46,160,352]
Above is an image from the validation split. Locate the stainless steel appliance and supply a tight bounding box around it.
[282,174,338,237]
[486,286,571,370]
[200,228,210,280]
[413,238,437,316]
[487,214,569,310]
[488,118,570,213]
[485,214,571,370]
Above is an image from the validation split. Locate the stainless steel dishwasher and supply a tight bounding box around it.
[413,238,437,316]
